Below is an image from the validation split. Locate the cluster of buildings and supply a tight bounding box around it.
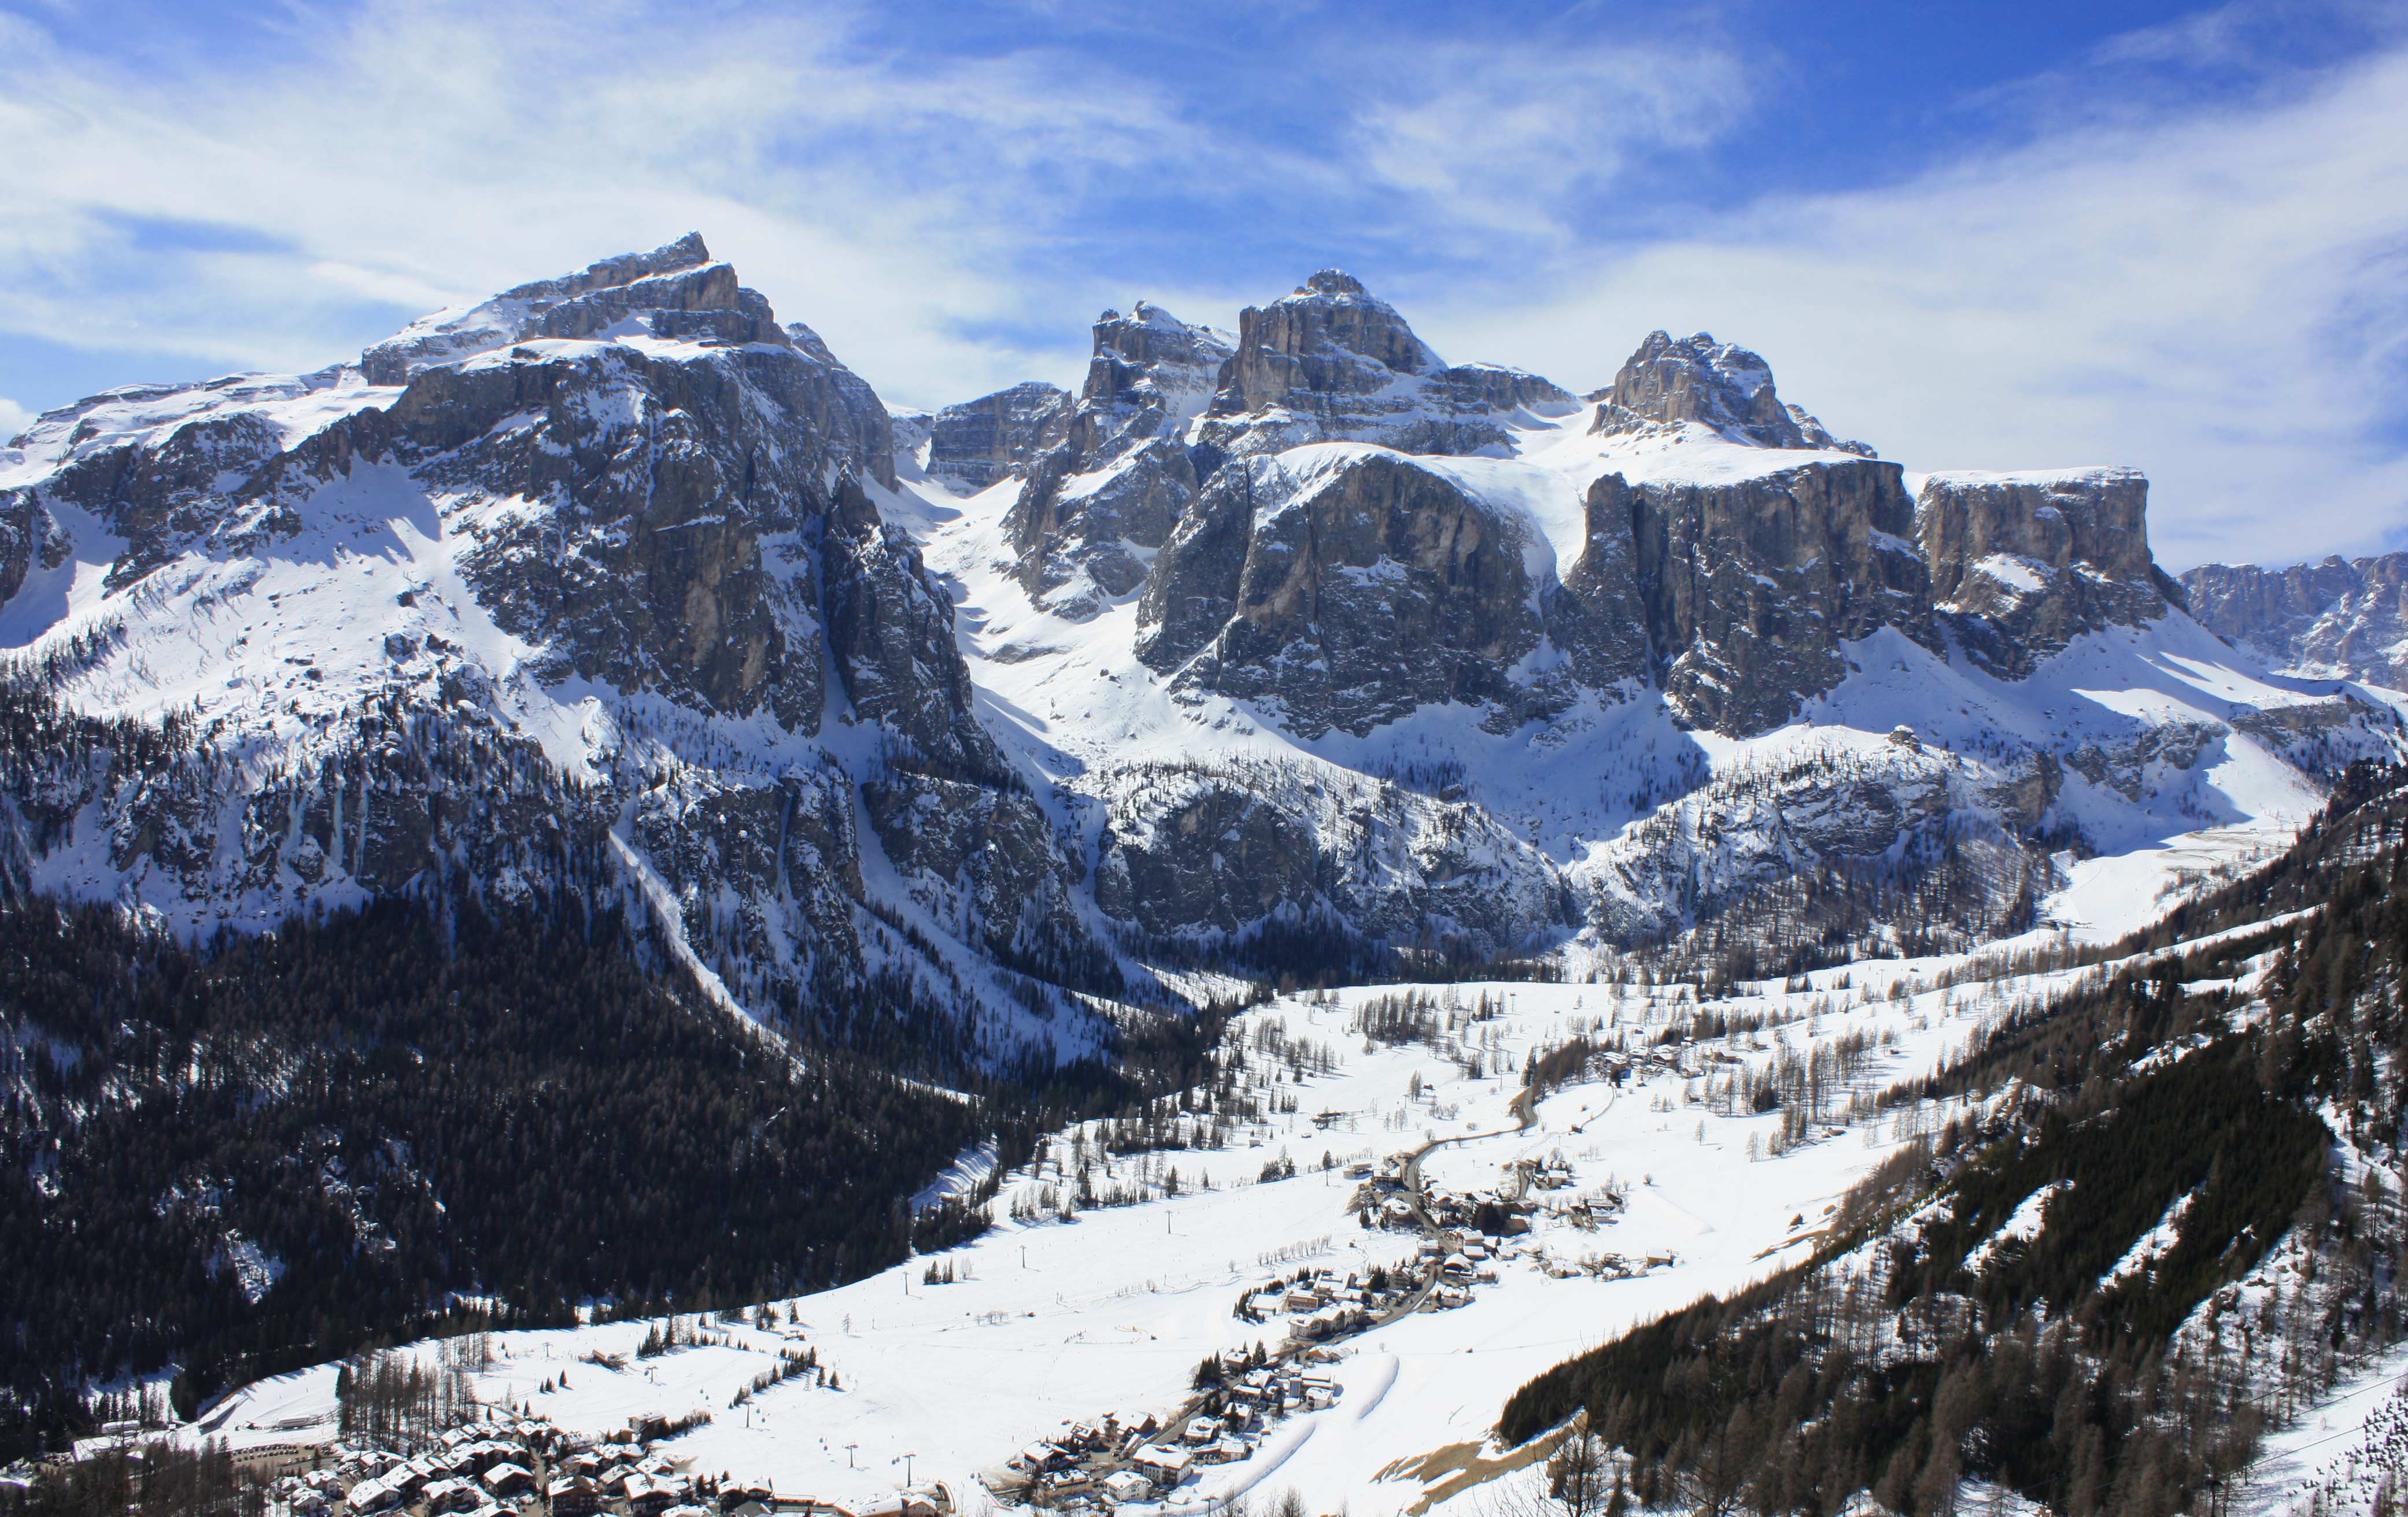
[1246,1266,1408,1343]
[1004,1359,1345,1512]
[283,1412,763,1517]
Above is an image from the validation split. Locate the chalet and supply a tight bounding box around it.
[1044,1471,1094,1498]
[626,1472,685,1515]
[482,1463,535,1498]
[420,1477,474,1512]
[550,1475,603,1516]
[1130,1446,1192,1485]
[346,1478,400,1512]
[1198,1436,1251,1465]
[1100,1470,1154,1503]
[1181,1417,1217,1445]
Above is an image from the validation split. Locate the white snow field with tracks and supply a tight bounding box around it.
[186,847,2313,1517]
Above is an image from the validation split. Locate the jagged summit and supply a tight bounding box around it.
[1190,270,1568,462]
[1208,268,1446,415]
[357,232,804,386]
[1591,328,1873,456]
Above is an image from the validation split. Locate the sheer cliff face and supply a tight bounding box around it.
[2182,553,2408,687]
[1917,468,2180,677]
[1133,449,1554,738]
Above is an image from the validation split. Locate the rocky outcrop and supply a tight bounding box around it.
[999,305,1230,620]
[1194,271,1568,461]
[1068,302,1232,464]
[2181,553,2408,687]
[1137,446,1937,738]
[1590,331,1871,455]
[1624,458,1934,732]
[362,234,815,398]
[823,476,1007,782]
[1578,740,2057,947]
[1092,760,1571,952]
[1916,468,2178,676]
[1135,449,1557,737]
[926,382,1072,490]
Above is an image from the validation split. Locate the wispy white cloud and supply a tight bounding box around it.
[0,397,32,443]
[0,1,1214,406]
[1424,35,2408,568]
[1348,36,1751,247]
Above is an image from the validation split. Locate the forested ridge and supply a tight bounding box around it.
[0,893,1020,1460]
[1501,761,2408,1516]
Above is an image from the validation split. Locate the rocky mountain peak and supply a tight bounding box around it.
[1591,328,1871,456]
[359,232,796,387]
[1190,273,1566,464]
[1208,271,1442,419]
[991,302,1231,621]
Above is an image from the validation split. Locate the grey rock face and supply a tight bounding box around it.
[1195,271,1568,462]
[926,382,1072,490]
[1917,468,2176,676]
[1580,741,2054,945]
[1540,473,1653,692]
[1135,450,1554,737]
[1137,443,2081,739]
[1001,304,1231,620]
[1007,438,1199,619]
[1069,302,1233,464]
[1591,331,1871,456]
[636,764,867,994]
[823,476,1008,783]
[864,774,1077,952]
[1628,458,1936,732]
[10,372,352,591]
[1092,760,1571,951]
[278,334,876,732]
[2181,553,2408,687]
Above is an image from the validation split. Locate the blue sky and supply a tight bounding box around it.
[2,0,2405,568]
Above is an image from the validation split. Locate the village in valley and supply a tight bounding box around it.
[13,917,2232,1517]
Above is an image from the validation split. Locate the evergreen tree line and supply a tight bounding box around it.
[1498,761,2408,1516]
[0,892,996,1459]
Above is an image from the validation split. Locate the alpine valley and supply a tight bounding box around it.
[7,238,2408,1517]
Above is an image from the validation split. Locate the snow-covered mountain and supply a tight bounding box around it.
[2,236,2398,1072]
[2182,551,2408,688]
